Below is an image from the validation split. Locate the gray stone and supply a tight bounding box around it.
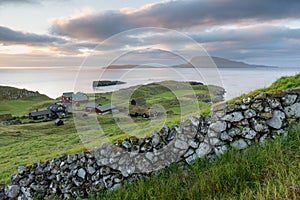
[284,103,300,118]
[18,166,27,175]
[185,153,198,165]
[267,110,286,129]
[282,94,297,106]
[251,102,264,112]
[228,127,241,137]
[100,166,111,176]
[214,145,228,156]
[207,129,219,138]
[244,109,256,119]
[231,139,248,150]
[151,133,161,147]
[242,127,257,139]
[243,97,252,104]
[10,174,20,185]
[87,166,96,175]
[189,140,199,149]
[209,138,222,146]
[5,185,20,198]
[77,168,86,179]
[145,152,154,161]
[224,112,244,122]
[195,143,211,158]
[209,121,227,133]
[267,98,280,108]
[174,139,188,150]
[183,148,195,158]
[251,119,269,132]
[122,140,132,149]
[220,131,233,141]
[259,134,268,143]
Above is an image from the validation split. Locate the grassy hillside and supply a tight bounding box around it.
[96,121,300,200]
[0,86,52,116]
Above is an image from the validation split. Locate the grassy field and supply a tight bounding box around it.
[95,121,300,200]
[0,81,223,184]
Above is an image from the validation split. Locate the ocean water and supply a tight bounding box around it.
[0,66,299,100]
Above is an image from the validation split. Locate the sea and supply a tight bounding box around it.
[0,66,299,100]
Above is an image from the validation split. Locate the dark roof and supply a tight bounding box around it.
[48,103,65,113]
[97,104,116,111]
[29,110,52,117]
[63,92,74,98]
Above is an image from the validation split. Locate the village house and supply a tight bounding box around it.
[85,102,117,114]
[62,92,89,111]
[29,103,66,120]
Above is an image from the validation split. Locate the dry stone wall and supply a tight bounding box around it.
[1,88,299,199]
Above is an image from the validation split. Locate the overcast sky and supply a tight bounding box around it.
[1,0,300,67]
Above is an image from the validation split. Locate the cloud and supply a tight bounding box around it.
[0,0,35,4]
[0,26,66,45]
[51,0,300,41]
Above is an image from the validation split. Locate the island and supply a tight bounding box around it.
[92,80,126,87]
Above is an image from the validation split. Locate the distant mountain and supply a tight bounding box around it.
[105,56,276,69]
[175,56,277,68]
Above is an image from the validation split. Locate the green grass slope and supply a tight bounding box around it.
[0,86,52,116]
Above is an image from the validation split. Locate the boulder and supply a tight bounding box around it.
[284,103,300,118]
[223,112,244,122]
[231,139,248,150]
[5,185,20,198]
[267,110,286,129]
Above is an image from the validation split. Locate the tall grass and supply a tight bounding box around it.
[94,121,300,200]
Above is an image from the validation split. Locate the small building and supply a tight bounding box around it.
[62,92,73,103]
[72,92,89,105]
[85,102,99,113]
[62,92,89,108]
[130,98,146,106]
[95,104,117,114]
[29,110,54,120]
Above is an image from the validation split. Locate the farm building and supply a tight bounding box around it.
[130,98,146,106]
[62,92,89,107]
[29,103,66,120]
[84,103,118,114]
[96,104,117,114]
[85,102,98,112]
[62,92,73,103]
[29,110,54,120]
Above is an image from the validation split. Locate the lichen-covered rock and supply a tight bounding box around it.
[209,121,227,133]
[77,168,86,179]
[284,103,300,118]
[242,127,257,139]
[282,94,297,106]
[223,112,244,122]
[195,143,211,158]
[231,139,248,150]
[5,185,20,198]
[174,139,188,150]
[267,110,286,129]
[244,109,257,119]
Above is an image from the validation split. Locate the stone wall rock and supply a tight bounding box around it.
[1,89,299,199]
